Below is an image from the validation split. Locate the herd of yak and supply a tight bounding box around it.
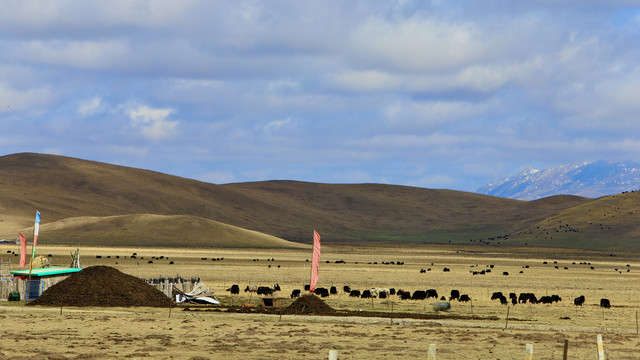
[224,284,612,309]
[491,291,611,308]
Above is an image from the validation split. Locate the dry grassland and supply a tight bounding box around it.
[2,244,640,359]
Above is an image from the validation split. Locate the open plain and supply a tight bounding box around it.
[2,244,640,359]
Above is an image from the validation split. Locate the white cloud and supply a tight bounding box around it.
[346,17,485,72]
[0,0,198,31]
[126,104,179,141]
[384,100,492,132]
[13,39,130,71]
[0,82,55,113]
[264,117,293,132]
[77,97,103,116]
[331,70,403,92]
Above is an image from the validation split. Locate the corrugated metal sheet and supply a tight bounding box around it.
[10,266,83,278]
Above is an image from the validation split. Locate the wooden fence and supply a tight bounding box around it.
[145,276,201,298]
[326,336,607,359]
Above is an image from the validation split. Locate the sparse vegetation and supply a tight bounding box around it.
[3,153,639,250]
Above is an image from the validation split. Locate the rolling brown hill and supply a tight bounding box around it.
[1,152,636,250]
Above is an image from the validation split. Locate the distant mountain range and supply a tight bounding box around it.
[477,160,640,200]
[1,153,640,250]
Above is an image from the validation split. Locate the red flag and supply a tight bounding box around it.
[310,230,321,292]
[19,232,27,268]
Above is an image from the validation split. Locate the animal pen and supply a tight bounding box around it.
[145,276,202,298]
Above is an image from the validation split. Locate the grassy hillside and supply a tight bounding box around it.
[507,191,640,250]
[15,214,309,248]
[1,152,636,250]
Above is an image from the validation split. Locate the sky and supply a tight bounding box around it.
[1,1,640,192]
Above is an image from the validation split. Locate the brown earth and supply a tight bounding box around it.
[8,152,636,250]
[27,266,173,307]
[283,294,336,315]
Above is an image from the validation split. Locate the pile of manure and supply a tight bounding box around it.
[282,294,335,315]
[28,266,173,307]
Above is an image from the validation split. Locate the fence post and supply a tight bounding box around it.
[597,334,605,360]
[427,343,436,360]
[563,339,569,360]
[328,350,338,360]
[525,344,533,360]
[504,306,510,330]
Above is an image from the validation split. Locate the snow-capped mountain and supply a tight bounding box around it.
[477,160,640,200]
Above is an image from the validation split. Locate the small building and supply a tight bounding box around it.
[10,267,83,301]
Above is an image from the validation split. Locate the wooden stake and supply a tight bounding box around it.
[328,349,338,360]
[525,344,533,360]
[390,302,394,325]
[563,339,569,360]
[427,344,436,360]
[636,309,638,336]
[597,334,605,360]
[504,306,510,330]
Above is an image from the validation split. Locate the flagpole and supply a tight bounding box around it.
[310,230,321,294]
[27,211,40,298]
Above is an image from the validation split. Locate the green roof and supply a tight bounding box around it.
[11,267,83,277]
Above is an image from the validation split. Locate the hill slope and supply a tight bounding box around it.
[2,152,636,250]
[18,214,309,248]
[507,191,640,250]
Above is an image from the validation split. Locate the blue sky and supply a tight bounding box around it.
[1,1,640,192]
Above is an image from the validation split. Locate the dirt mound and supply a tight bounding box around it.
[28,266,173,307]
[282,294,335,315]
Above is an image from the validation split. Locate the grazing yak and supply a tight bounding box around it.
[459,294,471,302]
[491,292,508,305]
[343,285,351,293]
[257,286,274,296]
[361,290,373,299]
[450,289,460,301]
[519,293,538,304]
[349,290,361,298]
[397,290,411,300]
[426,289,438,299]
[290,289,301,298]
[411,290,427,300]
[574,295,586,306]
[226,284,240,295]
[539,296,554,304]
[314,287,330,297]
[600,298,611,308]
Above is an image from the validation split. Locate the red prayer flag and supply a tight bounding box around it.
[19,232,27,268]
[310,230,321,292]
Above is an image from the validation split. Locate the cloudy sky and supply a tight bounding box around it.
[2,1,640,192]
